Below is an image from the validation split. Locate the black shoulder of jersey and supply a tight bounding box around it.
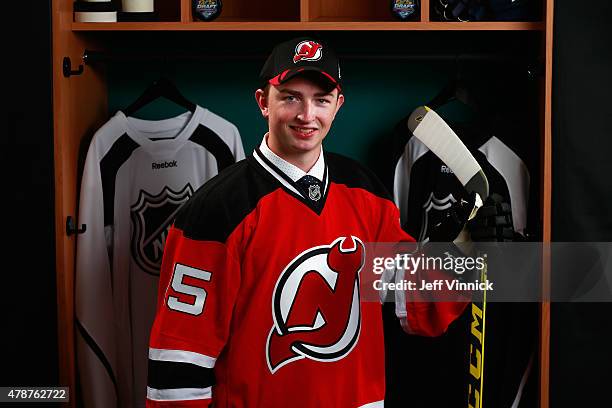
[174,158,278,243]
[325,151,393,203]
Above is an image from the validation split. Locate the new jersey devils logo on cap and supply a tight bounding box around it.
[266,236,364,373]
[293,40,323,63]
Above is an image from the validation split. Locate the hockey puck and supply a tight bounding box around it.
[193,0,222,21]
[391,0,419,21]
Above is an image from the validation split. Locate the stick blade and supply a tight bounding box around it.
[407,105,489,200]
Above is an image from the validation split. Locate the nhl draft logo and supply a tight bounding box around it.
[130,184,194,276]
[294,40,323,63]
[308,184,321,201]
[419,192,457,242]
[392,0,418,19]
[266,236,364,373]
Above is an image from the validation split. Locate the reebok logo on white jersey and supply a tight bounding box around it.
[152,160,178,170]
[441,165,454,174]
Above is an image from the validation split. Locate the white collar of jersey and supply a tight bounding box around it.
[254,134,329,201]
[118,105,206,156]
[258,133,325,182]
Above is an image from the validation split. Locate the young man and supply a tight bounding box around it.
[146,37,464,407]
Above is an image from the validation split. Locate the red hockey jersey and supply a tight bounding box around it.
[146,149,463,407]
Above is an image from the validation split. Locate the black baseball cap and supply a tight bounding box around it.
[259,37,342,92]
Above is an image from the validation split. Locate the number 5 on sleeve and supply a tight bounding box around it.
[165,263,212,316]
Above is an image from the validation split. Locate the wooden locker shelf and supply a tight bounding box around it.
[72,21,545,31]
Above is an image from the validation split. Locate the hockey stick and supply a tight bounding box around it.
[407,106,489,407]
[407,106,489,216]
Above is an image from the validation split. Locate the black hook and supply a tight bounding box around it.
[66,216,87,236]
[63,57,84,78]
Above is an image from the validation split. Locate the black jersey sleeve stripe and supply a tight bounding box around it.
[148,359,215,390]
[100,133,139,226]
[75,319,119,395]
[189,124,236,172]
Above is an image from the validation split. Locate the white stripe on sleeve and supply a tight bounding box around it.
[147,386,212,401]
[148,348,216,368]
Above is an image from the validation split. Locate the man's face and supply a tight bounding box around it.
[255,75,344,163]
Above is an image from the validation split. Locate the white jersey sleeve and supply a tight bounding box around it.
[76,122,122,408]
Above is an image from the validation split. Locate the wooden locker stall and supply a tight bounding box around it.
[52,0,554,405]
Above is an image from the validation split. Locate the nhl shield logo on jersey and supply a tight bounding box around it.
[419,192,457,242]
[308,184,321,201]
[130,184,194,276]
[266,236,365,373]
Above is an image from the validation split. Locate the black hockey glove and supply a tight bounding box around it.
[467,193,524,242]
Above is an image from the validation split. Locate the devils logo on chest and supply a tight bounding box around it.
[266,236,365,373]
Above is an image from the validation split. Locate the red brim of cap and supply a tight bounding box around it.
[268,68,341,92]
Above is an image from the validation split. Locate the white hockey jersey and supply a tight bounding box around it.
[75,106,244,408]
